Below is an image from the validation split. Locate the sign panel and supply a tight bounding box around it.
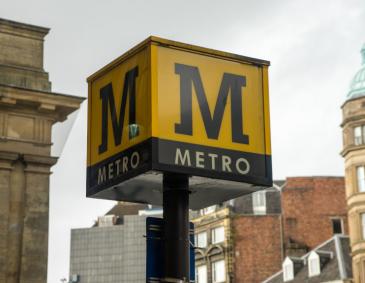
[87,36,272,208]
[146,217,195,282]
[153,45,271,185]
[87,46,152,197]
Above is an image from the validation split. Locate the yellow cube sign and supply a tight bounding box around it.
[87,37,272,208]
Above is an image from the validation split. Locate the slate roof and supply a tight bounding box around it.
[262,235,352,283]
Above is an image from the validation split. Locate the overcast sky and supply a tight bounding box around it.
[1,0,365,282]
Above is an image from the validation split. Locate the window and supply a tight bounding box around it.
[354,125,365,145]
[362,213,365,240]
[331,218,343,234]
[252,191,266,215]
[212,260,226,283]
[196,265,207,283]
[354,126,363,145]
[282,257,294,282]
[357,166,365,192]
[308,252,320,277]
[195,232,207,248]
[212,226,225,244]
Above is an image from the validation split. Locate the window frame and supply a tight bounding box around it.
[195,231,208,248]
[196,264,207,283]
[357,166,365,192]
[354,125,363,145]
[331,217,343,235]
[211,226,225,244]
[212,259,226,283]
[361,213,365,240]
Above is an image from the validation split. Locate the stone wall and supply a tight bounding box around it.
[0,18,83,283]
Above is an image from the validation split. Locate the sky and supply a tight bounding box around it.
[1,0,365,282]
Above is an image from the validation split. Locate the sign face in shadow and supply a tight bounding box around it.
[87,36,272,208]
[146,217,195,282]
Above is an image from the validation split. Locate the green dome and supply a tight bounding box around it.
[347,43,365,100]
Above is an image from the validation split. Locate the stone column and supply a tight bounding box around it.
[0,18,84,283]
[0,152,18,283]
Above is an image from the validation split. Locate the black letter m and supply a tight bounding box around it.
[175,63,249,144]
[98,66,139,154]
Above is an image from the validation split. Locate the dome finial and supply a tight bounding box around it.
[362,43,365,65]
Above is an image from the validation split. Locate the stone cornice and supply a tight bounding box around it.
[341,95,365,109]
[0,150,19,161]
[341,144,365,157]
[0,151,19,170]
[0,18,49,41]
[23,154,58,174]
[341,113,365,127]
[0,151,58,173]
[0,83,85,122]
[23,154,58,166]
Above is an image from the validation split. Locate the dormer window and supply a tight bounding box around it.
[282,257,294,282]
[308,252,320,277]
[252,191,266,215]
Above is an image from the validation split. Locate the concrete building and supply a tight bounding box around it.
[341,43,365,283]
[193,176,348,283]
[69,202,161,283]
[0,18,83,283]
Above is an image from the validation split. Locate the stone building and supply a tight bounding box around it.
[0,18,83,283]
[341,43,365,283]
[193,176,348,283]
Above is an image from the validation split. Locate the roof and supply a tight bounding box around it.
[346,43,365,101]
[262,235,352,283]
[105,202,149,217]
[87,36,270,82]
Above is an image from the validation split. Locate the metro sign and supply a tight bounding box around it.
[87,36,272,209]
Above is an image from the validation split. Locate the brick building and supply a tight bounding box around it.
[282,177,348,256]
[193,176,348,283]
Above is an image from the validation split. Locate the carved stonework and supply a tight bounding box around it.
[0,18,84,283]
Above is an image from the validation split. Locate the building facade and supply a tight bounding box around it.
[70,215,147,283]
[193,177,348,283]
[341,43,365,283]
[0,18,83,283]
[69,202,160,283]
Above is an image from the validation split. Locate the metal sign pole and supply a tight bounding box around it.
[163,172,190,282]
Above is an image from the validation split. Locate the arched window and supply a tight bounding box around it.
[308,252,320,277]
